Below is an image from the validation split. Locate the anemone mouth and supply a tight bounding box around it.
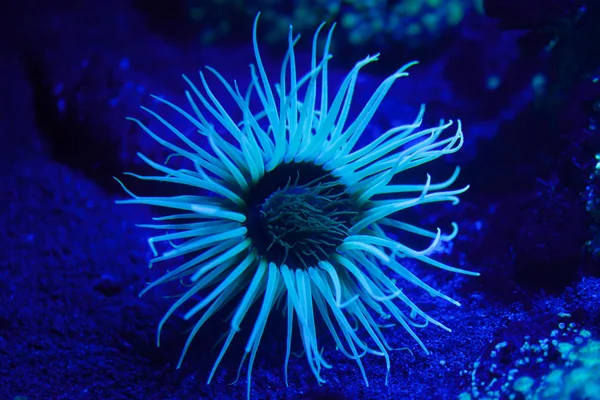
[244,162,358,269]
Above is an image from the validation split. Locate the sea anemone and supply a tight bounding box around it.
[116,12,477,399]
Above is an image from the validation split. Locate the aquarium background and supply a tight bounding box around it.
[2,0,600,399]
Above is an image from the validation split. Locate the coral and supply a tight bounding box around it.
[184,0,476,50]
[117,13,475,399]
[459,314,600,399]
[585,151,600,260]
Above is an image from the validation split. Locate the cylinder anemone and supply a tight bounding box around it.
[116,12,478,399]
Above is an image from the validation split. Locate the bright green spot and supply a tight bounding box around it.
[487,76,501,90]
[406,22,422,36]
[581,329,592,338]
[447,1,464,26]
[404,0,425,16]
[341,12,359,29]
[513,376,535,393]
[422,13,441,32]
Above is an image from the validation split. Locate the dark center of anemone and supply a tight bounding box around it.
[244,162,357,269]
